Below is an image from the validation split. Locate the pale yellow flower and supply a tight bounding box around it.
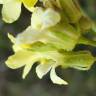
[0,0,37,23]
[6,29,95,85]
[31,7,61,30]
[6,33,68,85]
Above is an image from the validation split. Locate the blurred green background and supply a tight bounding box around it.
[0,0,96,96]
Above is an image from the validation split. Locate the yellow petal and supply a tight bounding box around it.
[8,33,22,52]
[22,0,37,11]
[22,62,34,79]
[50,67,68,85]
[16,26,36,45]
[8,33,16,43]
[2,0,21,23]
[36,60,53,79]
[12,44,23,52]
[6,50,33,69]
[31,8,61,29]
[16,26,46,45]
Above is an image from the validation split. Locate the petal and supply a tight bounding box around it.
[50,67,68,85]
[16,26,36,44]
[8,33,22,52]
[22,62,34,79]
[2,0,21,23]
[36,60,53,79]
[41,8,61,29]
[31,7,44,29]
[22,0,37,11]
[0,0,3,4]
[8,33,16,43]
[5,50,33,69]
[12,44,23,52]
[16,26,46,45]
[31,8,61,29]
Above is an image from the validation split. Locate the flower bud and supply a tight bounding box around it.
[78,16,93,32]
[61,51,95,70]
[58,0,82,23]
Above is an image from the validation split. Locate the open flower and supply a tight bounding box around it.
[6,33,69,85]
[5,32,95,85]
[0,0,37,23]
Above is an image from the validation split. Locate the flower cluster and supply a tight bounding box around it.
[1,0,96,85]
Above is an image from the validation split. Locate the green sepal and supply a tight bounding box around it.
[60,50,95,70]
[58,0,82,23]
[48,22,80,51]
[78,16,93,33]
[24,42,58,52]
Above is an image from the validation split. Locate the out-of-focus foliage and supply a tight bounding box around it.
[0,0,96,96]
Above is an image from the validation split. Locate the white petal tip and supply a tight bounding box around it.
[22,74,26,79]
[52,79,68,85]
[36,69,43,79]
[50,67,68,85]
[37,75,43,79]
